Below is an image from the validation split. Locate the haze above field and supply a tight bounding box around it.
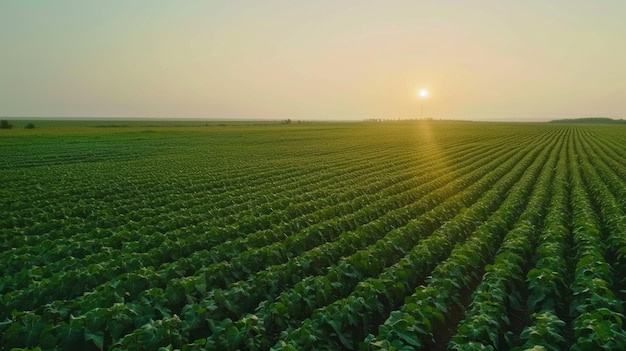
[1,1,625,122]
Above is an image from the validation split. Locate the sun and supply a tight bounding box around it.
[418,89,429,99]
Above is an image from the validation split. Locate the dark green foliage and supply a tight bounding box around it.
[1,120,12,129]
[548,117,626,124]
[1,122,624,350]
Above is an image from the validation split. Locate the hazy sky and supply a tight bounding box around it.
[1,1,625,121]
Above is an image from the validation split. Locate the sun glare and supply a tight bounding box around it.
[418,89,429,99]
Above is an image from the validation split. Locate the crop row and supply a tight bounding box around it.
[217,133,548,351]
[445,129,563,350]
[0,126,528,350]
[1,123,624,350]
[364,127,563,350]
[512,133,571,351]
[0,126,541,349]
[566,129,626,350]
[163,128,554,349]
[93,137,533,349]
[197,126,552,350]
[1,150,426,303]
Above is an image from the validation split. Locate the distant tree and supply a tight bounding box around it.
[0,120,13,129]
[25,123,35,129]
[548,117,626,124]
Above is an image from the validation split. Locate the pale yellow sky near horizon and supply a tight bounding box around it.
[1,1,625,121]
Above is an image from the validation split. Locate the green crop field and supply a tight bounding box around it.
[1,121,625,350]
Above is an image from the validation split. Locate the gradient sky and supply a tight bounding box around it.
[1,1,625,121]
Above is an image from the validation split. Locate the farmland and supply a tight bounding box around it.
[1,120,625,350]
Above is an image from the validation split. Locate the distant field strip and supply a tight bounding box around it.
[1,122,624,350]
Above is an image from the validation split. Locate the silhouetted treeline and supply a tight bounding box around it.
[548,117,625,124]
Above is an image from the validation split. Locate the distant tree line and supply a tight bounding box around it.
[0,120,36,129]
[548,117,626,124]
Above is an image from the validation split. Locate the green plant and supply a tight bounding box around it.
[0,119,13,129]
